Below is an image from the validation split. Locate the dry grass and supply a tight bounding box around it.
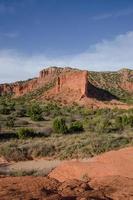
[0,131,132,161]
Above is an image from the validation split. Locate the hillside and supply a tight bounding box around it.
[89,68,133,104]
[0,67,133,109]
[0,69,133,200]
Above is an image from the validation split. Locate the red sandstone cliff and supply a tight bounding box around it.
[0,67,89,99]
[0,66,132,109]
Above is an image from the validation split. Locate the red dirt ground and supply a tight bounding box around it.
[49,147,133,199]
[0,176,113,200]
[49,147,133,181]
[0,147,133,199]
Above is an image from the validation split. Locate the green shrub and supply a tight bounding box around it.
[69,121,84,133]
[16,128,35,139]
[0,100,16,115]
[115,115,133,129]
[95,118,112,133]
[43,103,61,117]
[0,103,10,115]
[128,115,133,127]
[27,103,43,121]
[8,102,15,111]
[53,117,68,134]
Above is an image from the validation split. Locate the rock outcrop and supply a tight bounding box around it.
[0,176,112,200]
[0,66,132,109]
[55,70,88,96]
[0,67,60,97]
[0,67,89,100]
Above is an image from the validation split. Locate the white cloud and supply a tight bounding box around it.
[69,31,133,71]
[0,31,133,83]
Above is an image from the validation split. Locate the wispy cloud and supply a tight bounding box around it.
[92,8,133,20]
[0,31,133,83]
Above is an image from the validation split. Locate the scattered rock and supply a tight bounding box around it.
[0,176,111,200]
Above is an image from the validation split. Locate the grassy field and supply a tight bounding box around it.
[0,97,133,161]
[0,131,132,161]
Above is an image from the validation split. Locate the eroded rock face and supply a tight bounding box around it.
[55,70,88,99]
[0,66,132,109]
[0,78,38,97]
[119,69,133,93]
[0,67,89,99]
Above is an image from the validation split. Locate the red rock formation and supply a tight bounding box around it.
[55,70,88,96]
[0,66,132,109]
[0,67,61,97]
[0,67,89,100]
[0,79,38,97]
[119,69,133,93]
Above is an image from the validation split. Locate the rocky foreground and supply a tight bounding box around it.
[0,176,113,200]
[0,147,133,199]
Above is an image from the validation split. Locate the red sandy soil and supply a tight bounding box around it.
[0,147,133,199]
[49,147,133,199]
[49,147,133,181]
[0,176,113,200]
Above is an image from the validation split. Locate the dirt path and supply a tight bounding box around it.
[0,159,62,175]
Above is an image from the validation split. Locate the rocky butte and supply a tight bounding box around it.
[0,67,88,100]
[0,66,132,109]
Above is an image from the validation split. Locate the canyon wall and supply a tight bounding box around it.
[55,70,88,97]
[0,79,38,97]
[0,67,89,98]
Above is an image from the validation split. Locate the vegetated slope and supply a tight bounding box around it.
[89,68,133,103]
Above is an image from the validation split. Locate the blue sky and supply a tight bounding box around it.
[0,0,133,82]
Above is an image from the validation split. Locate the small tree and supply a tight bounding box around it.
[53,117,68,134]
[27,103,43,121]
